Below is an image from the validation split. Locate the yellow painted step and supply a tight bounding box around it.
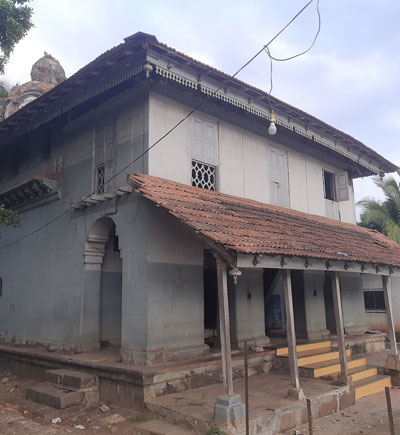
[355,376,391,400]
[298,348,351,366]
[351,367,378,383]
[276,341,331,356]
[312,357,366,378]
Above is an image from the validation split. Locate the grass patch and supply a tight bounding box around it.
[205,428,225,435]
[129,414,153,423]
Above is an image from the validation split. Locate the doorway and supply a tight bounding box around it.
[100,224,122,348]
[203,250,237,350]
[82,217,122,353]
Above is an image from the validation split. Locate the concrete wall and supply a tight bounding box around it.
[340,273,368,335]
[234,269,268,348]
[0,92,148,352]
[362,274,400,332]
[148,92,357,224]
[303,271,330,339]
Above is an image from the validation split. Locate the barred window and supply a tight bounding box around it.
[364,290,386,312]
[192,160,216,190]
[96,164,105,194]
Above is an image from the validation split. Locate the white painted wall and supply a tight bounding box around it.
[148,92,357,224]
[362,274,400,332]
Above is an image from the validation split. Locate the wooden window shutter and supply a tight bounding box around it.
[336,172,349,201]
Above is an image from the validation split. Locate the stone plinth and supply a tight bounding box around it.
[214,394,245,429]
[385,353,400,371]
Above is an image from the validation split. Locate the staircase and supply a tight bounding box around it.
[276,340,391,400]
[24,369,99,419]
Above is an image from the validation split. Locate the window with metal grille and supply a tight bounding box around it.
[364,290,386,312]
[96,164,105,194]
[192,160,216,190]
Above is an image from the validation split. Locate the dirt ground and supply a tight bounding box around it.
[292,387,400,435]
[0,371,161,434]
[1,369,400,434]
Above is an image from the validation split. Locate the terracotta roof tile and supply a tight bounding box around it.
[130,173,400,268]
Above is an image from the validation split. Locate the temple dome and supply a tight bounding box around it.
[1,52,66,119]
[30,52,66,85]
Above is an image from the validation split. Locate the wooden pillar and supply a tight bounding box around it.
[282,269,300,391]
[216,257,234,396]
[331,271,348,377]
[382,275,398,356]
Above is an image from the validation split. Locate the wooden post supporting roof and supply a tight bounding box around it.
[216,256,234,396]
[382,275,398,356]
[282,269,304,399]
[331,271,348,378]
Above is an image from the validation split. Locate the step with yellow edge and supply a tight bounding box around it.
[299,357,367,378]
[354,375,391,400]
[276,341,331,356]
[297,348,352,366]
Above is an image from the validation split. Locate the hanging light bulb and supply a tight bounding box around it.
[229,267,242,285]
[268,112,277,136]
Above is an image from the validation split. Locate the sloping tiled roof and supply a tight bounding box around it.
[0,32,396,175]
[130,173,400,268]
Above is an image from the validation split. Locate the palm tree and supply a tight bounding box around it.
[358,170,400,243]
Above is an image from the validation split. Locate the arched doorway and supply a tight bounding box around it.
[81,217,122,352]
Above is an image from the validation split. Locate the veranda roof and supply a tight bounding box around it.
[130,173,400,269]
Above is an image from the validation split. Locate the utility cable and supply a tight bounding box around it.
[0,0,318,251]
[264,0,321,114]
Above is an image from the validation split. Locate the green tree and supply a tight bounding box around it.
[358,170,400,243]
[0,0,33,75]
[0,203,19,229]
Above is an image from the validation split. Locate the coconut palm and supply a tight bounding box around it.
[358,170,400,243]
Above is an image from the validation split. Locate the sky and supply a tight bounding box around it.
[2,0,399,216]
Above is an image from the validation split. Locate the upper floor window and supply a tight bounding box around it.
[94,120,116,194]
[269,147,289,208]
[191,118,218,190]
[323,170,349,202]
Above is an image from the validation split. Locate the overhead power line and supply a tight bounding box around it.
[0,0,321,251]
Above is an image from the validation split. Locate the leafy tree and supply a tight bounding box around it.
[0,0,33,75]
[358,170,400,243]
[0,83,8,98]
[0,203,19,230]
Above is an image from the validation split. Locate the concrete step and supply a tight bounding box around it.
[135,420,194,435]
[299,357,367,378]
[44,369,98,390]
[21,398,82,421]
[276,340,331,356]
[297,348,352,366]
[354,375,392,400]
[26,384,84,409]
[350,367,378,384]
[322,365,376,383]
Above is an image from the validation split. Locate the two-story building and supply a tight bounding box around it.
[1,33,400,418]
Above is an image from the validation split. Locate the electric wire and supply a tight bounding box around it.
[0,0,319,251]
[267,0,321,62]
[264,0,321,114]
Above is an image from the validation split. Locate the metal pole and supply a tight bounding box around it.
[307,398,313,435]
[244,340,249,435]
[386,386,395,435]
